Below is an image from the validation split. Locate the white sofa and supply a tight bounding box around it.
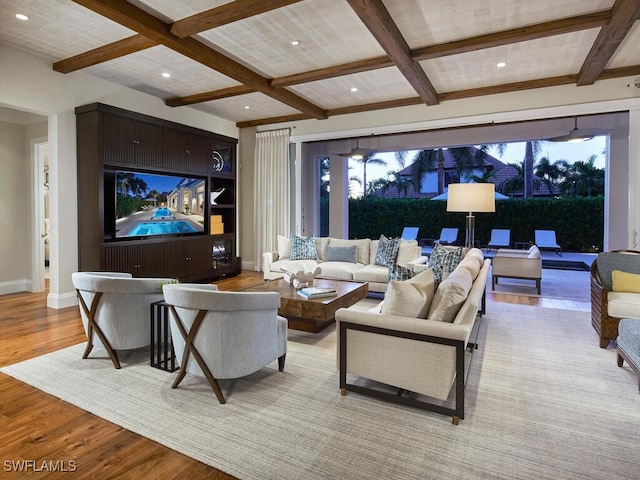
[335,248,489,424]
[263,236,425,293]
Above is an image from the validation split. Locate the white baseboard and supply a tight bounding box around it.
[241,260,256,271]
[47,291,77,309]
[0,279,31,295]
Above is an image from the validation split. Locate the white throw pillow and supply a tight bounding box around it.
[427,267,473,323]
[277,235,291,259]
[457,256,481,280]
[395,239,419,267]
[381,269,435,318]
[465,248,485,270]
[315,237,330,261]
[528,245,541,258]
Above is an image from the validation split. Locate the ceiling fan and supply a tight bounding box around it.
[336,137,377,159]
[548,116,594,143]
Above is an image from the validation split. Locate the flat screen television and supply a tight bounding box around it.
[103,168,207,241]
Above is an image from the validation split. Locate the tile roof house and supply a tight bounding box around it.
[371,147,560,199]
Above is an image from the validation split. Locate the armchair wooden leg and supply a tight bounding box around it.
[77,290,121,369]
[169,307,226,404]
[617,351,624,367]
[278,354,286,372]
[600,337,610,348]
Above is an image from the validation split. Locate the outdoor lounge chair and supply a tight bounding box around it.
[535,230,562,256]
[437,228,459,245]
[401,227,419,241]
[487,229,511,251]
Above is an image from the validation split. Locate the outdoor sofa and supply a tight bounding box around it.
[491,244,542,294]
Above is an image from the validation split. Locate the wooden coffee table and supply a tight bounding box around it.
[241,278,368,333]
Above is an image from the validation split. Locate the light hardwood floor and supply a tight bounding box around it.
[0,271,589,479]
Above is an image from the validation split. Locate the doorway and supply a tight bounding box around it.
[31,138,48,292]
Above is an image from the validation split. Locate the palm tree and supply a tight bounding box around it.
[394,150,408,169]
[411,147,488,194]
[149,189,159,206]
[353,154,387,196]
[380,170,412,197]
[467,169,496,183]
[130,177,148,198]
[500,161,541,196]
[116,171,135,196]
[499,162,525,195]
[535,156,563,192]
[561,154,604,196]
[523,140,544,198]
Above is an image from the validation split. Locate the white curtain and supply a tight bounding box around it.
[254,128,291,271]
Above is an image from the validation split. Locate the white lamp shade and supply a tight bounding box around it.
[446,183,496,213]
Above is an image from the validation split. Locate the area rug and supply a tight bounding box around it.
[2,302,639,480]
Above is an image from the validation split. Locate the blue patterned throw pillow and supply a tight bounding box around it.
[429,243,464,285]
[290,234,318,260]
[375,234,400,266]
[388,264,415,282]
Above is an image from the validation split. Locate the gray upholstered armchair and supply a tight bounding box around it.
[162,283,288,403]
[71,271,170,368]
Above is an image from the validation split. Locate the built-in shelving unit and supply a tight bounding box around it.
[76,103,238,281]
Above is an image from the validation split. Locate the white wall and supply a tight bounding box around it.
[0,121,30,293]
[0,45,238,307]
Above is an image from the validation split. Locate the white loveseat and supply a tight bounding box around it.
[336,248,489,424]
[262,235,425,293]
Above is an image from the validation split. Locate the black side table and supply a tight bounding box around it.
[150,300,179,372]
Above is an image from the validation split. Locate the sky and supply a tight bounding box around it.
[349,135,607,195]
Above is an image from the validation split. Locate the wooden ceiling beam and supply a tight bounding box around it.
[54,0,300,74]
[53,34,156,73]
[577,0,640,86]
[236,64,640,128]
[70,0,327,119]
[167,10,615,106]
[413,10,611,61]
[347,0,439,106]
[170,0,302,38]
[166,85,254,107]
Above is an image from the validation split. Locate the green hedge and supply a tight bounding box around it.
[116,195,151,218]
[347,196,604,252]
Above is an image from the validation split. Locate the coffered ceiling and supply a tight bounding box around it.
[1,0,639,128]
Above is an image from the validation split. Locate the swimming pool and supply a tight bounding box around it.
[151,207,174,219]
[127,221,197,236]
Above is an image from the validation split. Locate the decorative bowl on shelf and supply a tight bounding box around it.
[210,187,225,205]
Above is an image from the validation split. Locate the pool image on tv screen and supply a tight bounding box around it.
[112,170,206,238]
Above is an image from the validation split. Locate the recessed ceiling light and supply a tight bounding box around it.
[244,105,251,110]
[497,62,506,68]
[161,72,171,78]
[350,87,358,92]
[291,40,300,46]
[15,13,29,21]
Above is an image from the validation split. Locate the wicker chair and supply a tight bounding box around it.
[590,250,640,348]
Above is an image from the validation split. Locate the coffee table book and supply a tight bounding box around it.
[297,287,337,299]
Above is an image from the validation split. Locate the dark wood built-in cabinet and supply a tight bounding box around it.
[76,103,238,281]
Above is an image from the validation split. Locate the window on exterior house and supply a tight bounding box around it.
[444,172,460,186]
